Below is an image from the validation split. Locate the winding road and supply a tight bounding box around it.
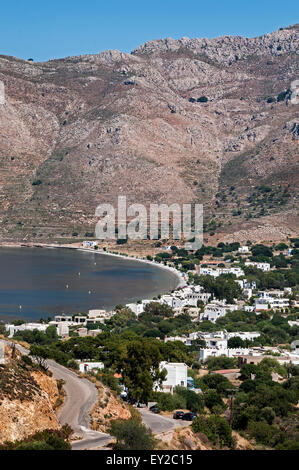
[1,339,189,449]
[0,339,112,450]
[46,359,112,450]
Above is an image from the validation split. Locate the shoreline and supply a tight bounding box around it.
[0,241,186,289]
[0,243,187,318]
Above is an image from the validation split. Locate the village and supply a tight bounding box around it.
[2,239,299,397]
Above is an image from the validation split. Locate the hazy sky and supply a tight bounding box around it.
[1,0,298,61]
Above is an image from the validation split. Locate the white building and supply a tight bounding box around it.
[198,266,244,278]
[244,305,255,312]
[226,332,260,341]
[126,299,152,316]
[5,322,48,338]
[54,315,72,322]
[236,279,256,291]
[204,337,228,350]
[198,267,220,277]
[199,348,250,362]
[88,309,107,319]
[82,241,98,248]
[243,288,253,299]
[155,362,188,394]
[258,290,285,299]
[160,286,211,309]
[87,309,115,324]
[73,315,88,325]
[79,362,104,373]
[164,336,191,346]
[255,297,290,312]
[200,302,238,323]
[57,322,69,337]
[245,262,271,272]
[238,246,249,253]
[186,307,202,321]
[268,298,290,310]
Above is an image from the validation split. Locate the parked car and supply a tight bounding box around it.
[149,405,160,414]
[182,412,197,421]
[137,402,147,408]
[173,411,185,419]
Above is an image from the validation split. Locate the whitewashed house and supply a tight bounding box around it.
[244,305,255,312]
[164,336,191,346]
[200,302,238,323]
[57,322,69,337]
[204,337,228,350]
[5,322,48,338]
[226,332,260,341]
[54,314,72,322]
[155,362,188,394]
[199,266,244,278]
[258,290,285,299]
[245,262,270,272]
[126,299,152,316]
[74,315,88,325]
[82,241,98,248]
[238,246,249,253]
[198,267,220,277]
[79,362,104,373]
[199,348,250,362]
[255,297,289,312]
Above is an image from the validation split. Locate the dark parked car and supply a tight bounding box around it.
[149,405,160,414]
[182,412,197,421]
[173,411,185,419]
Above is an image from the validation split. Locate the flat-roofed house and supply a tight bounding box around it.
[155,362,188,394]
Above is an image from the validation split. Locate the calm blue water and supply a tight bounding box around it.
[0,247,178,321]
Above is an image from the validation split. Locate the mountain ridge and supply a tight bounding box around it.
[0,24,298,243]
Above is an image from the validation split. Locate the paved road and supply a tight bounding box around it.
[139,409,191,434]
[2,339,190,447]
[0,339,112,450]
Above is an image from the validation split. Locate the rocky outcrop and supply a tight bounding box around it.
[90,382,131,432]
[132,25,299,65]
[0,359,61,444]
[156,426,254,450]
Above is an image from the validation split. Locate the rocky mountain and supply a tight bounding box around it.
[0,24,298,243]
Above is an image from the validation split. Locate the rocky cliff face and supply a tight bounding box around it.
[0,25,298,242]
[0,353,60,443]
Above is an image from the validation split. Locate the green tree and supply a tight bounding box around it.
[206,356,237,371]
[192,415,234,448]
[119,339,166,403]
[109,419,155,450]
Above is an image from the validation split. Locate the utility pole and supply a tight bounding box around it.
[227,389,235,427]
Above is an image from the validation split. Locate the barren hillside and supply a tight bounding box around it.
[0,24,298,242]
[0,346,61,443]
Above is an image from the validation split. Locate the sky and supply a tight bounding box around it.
[0,0,298,62]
